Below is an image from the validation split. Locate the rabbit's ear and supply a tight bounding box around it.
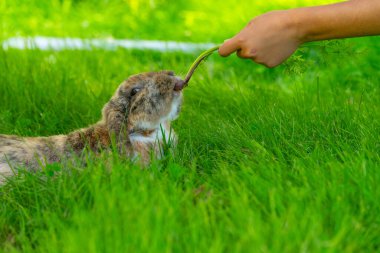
[102,99,129,136]
[160,70,175,76]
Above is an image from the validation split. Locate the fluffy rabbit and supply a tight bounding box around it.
[0,70,184,179]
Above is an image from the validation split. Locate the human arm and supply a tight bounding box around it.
[218,0,380,68]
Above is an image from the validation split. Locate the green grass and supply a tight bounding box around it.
[1,0,380,252]
[1,45,379,252]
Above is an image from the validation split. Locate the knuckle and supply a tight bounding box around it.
[252,57,270,67]
[264,61,277,68]
[237,50,250,58]
[254,59,264,65]
[249,48,258,57]
[250,55,258,61]
[236,50,243,58]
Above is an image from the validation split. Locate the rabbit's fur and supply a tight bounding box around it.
[0,71,183,179]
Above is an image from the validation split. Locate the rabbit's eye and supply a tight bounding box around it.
[130,88,141,96]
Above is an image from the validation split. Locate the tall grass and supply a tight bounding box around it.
[0,46,379,252]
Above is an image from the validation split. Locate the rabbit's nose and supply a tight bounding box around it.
[174,80,185,91]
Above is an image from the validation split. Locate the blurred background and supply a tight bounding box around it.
[0,0,339,42]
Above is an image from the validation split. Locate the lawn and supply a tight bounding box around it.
[0,1,380,252]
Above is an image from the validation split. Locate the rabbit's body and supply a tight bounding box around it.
[0,134,67,178]
[0,71,183,179]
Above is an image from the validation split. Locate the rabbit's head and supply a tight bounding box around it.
[104,71,184,135]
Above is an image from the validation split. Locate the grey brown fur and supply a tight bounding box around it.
[0,71,183,180]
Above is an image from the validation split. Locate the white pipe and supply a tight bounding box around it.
[2,36,217,53]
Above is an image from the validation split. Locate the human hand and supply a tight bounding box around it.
[218,10,303,68]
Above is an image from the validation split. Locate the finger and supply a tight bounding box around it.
[236,48,255,59]
[218,38,241,57]
[251,58,278,68]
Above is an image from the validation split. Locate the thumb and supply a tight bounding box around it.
[218,37,241,57]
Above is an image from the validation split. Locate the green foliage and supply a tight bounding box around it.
[0,0,338,42]
[0,0,380,252]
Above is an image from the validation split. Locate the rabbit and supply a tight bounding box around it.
[0,70,185,180]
